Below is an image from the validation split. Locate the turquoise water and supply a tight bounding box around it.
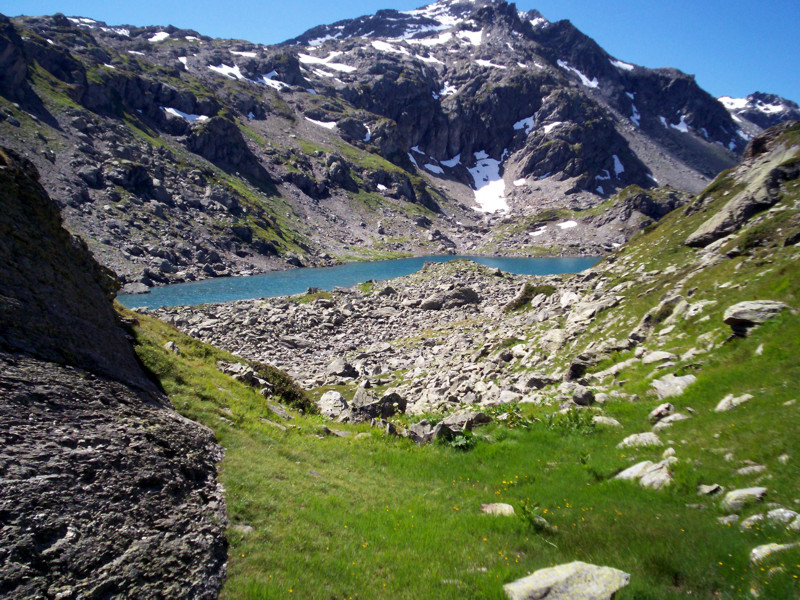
[117,255,600,309]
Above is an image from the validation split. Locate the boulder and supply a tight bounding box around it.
[652,413,690,431]
[720,487,767,513]
[440,410,491,431]
[419,286,480,310]
[503,561,630,600]
[714,393,754,412]
[617,432,662,449]
[750,543,800,565]
[344,388,406,422]
[723,301,789,336]
[648,402,674,424]
[641,351,676,365]
[650,374,696,399]
[592,416,622,428]
[326,357,358,378]
[572,386,595,406]
[317,391,348,419]
[482,503,515,516]
[615,458,675,490]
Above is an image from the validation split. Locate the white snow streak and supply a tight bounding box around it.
[305,117,337,129]
[475,59,506,69]
[557,60,598,88]
[161,107,208,123]
[557,221,578,229]
[424,164,444,174]
[610,58,634,71]
[298,51,356,73]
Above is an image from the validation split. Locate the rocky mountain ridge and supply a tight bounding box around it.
[0,2,796,294]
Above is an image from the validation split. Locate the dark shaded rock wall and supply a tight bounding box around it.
[0,148,227,599]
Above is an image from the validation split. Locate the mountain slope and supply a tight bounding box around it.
[0,2,792,292]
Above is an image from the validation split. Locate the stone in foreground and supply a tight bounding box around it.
[481,503,516,516]
[617,432,662,449]
[504,561,630,600]
[750,542,800,564]
[650,374,697,399]
[720,487,768,513]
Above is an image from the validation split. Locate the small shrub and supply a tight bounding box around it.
[518,499,557,534]
[545,408,596,435]
[437,430,477,451]
[250,361,316,414]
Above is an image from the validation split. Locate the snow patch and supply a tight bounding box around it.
[630,104,641,127]
[371,40,410,55]
[231,50,257,58]
[530,17,547,28]
[457,30,483,46]
[513,116,535,134]
[557,60,598,88]
[543,121,563,135]
[596,186,604,194]
[416,54,443,64]
[261,71,289,90]
[659,116,668,129]
[128,50,145,56]
[613,154,625,177]
[468,151,508,213]
[306,117,337,129]
[308,34,341,46]
[407,32,453,47]
[439,81,457,96]
[209,63,245,80]
[185,36,200,42]
[610,59,634,71]
[669,115,690,133]
[377,184,388,192]
[718,96,748,110]
[178,56,188,67]
[148,31,170,43]
[513,178,527,187]
[162,107,208,123]
[424,164,444,174]
[529,226,547,237]
[557,221,578,230]
[441,154,461,168]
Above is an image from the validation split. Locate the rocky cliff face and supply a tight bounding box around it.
[0,148,227,599]
[0,3,796,291]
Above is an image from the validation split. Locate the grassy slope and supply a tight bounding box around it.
[124,127,800,599]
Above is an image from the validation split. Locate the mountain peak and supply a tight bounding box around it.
[283,0,539,45]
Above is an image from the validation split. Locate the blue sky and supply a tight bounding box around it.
[2,0,798,102]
